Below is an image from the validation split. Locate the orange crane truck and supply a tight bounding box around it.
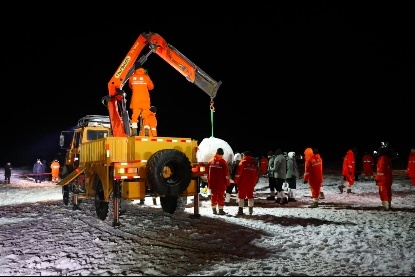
[56,32,222,226]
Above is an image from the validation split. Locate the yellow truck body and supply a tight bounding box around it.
[78,136,199,202]
[57,116,206,225]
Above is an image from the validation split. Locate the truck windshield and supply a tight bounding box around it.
[86,130,109,141]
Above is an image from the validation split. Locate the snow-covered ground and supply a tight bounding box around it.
[1,167,414,276]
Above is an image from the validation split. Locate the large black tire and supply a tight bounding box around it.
[160,196,178,214]
[146,149,192,197]
[94,177,109,220]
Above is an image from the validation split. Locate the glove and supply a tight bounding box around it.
[303,180,308,184]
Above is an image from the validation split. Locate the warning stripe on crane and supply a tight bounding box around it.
[134,137,192,143]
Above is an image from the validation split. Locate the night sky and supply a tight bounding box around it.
[2,2,413,167]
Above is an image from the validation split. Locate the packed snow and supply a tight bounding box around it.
[1,162,414,276]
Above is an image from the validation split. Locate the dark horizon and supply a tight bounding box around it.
[1,3,413,168]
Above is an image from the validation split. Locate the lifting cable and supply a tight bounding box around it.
[209,98,215,137]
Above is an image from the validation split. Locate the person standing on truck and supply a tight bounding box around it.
[33,159,44,183]
[143,105,157,137]
[4,162,12,184]
[128,67,154,136]
[207,148,230,215]
[50,159,60,182]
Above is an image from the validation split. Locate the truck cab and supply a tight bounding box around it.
[60,115,111,171]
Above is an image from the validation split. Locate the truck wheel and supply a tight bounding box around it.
[160,196,178,214]
[62,186,70,205]
[146,149,192,197]
[94,179,109,220]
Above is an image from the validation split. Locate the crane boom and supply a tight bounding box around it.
[106,32,222,137]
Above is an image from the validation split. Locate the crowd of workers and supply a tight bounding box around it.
[205,143,415,216]
[124,67,415,213]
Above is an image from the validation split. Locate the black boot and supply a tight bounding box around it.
[218,209,227,215]
[237,207,244,215]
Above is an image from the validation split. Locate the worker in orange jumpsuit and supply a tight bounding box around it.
[338,148,356,193]
[303,147,323,208]
[312,148,325,199]
[142,105,157,136]
[362,151,375,181]
[50,159,60,182]
[259,155,268,177]
[374,144,393,211]
[128,67,154,136]
[406,146,415,186]
[234,151,259,215]
[207,148,230,215]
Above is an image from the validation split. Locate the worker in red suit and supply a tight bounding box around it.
[374,143,393,211]
[259,155,268,177]
[142,105,157,137]
[406,146,415,187]
[207,148,230,215]
[303,147,323,208]
[362,151,375,181]
[338,148,356,194]
[234,151,259,215]
[128,67,154,136]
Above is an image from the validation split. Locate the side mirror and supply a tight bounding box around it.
[60,134,65,148]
